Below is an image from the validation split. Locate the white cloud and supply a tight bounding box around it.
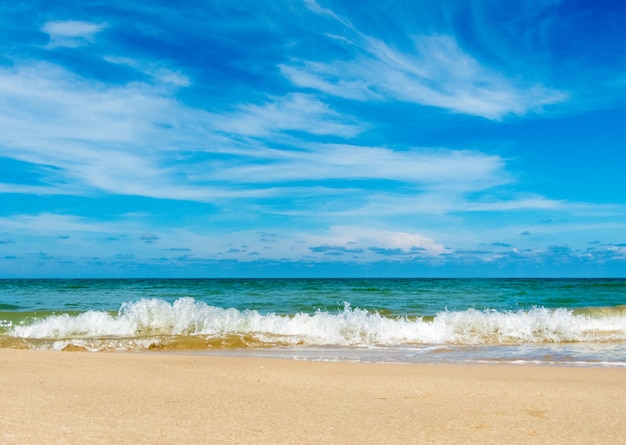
[42,20,107,48]
[203,143,508,190]
[0,183,73,195]
[0,62,560,217]
[162,225,449,262]
[212,93,363,138]
[103,56,191,87]
[0,55,588,240]
[281,14,567,119]
[305,225,449,257]
[0,213,117,234]
[0,63,177,146]
[321,192,565,218]
[280,62,377,101]
[0,62,219,200]
[0,62,376,206]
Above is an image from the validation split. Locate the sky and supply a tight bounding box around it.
[1,0,626,278]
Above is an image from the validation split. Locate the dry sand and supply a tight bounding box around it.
[1,349,625,444]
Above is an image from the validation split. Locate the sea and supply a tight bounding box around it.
[1,278,625,367]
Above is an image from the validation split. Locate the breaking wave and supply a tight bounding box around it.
[6,298,626,351]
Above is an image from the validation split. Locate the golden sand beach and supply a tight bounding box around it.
[1,349,625,444]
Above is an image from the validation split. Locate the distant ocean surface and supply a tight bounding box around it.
[1,278,625,366]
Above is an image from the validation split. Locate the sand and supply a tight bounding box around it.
[1,349,625,444]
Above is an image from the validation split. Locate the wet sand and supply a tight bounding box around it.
[1,349,625,444]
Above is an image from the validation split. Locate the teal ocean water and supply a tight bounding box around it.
[1,278,625,366]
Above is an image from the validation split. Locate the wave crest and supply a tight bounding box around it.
[8,298,626,351]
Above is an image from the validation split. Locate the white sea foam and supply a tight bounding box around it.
[9,298,626,349]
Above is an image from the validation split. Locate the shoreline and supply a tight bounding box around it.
[2,349,625,444]
[173,345,626,368]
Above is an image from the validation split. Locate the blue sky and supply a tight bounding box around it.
[1,0,625,278]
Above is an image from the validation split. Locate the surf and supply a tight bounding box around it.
[4,297,626,351]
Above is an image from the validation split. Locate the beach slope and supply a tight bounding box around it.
[1,349,625,444]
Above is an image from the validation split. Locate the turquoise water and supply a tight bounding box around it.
[1,278,625,366]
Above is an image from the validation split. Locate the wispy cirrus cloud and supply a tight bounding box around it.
[303,192,567,219]
[0,62,364,204]
[211,93,363,138]
[0,62,200,197]
[0,60,523,215]
[202,144,508,190]
[0,61,283,200]
[103,56,191,87]
[282,3,566,119]
[0,213,125,234]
